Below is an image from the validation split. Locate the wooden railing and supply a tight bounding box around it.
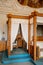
[32,36,43,41]
[37,36,43,41]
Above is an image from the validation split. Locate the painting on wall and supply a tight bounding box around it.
[18,0,43,8]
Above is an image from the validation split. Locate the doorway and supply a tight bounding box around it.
[12,23,27,55]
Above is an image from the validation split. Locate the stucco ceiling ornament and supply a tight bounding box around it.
[18,0,43,8]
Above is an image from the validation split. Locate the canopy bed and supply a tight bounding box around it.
[7,11,43,60]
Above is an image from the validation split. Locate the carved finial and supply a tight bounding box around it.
[31,11,38,16]
[7,14,12,18]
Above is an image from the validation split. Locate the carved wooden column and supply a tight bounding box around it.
[7,17,11,55]
[33,13,37,60]
[28,19,30,54]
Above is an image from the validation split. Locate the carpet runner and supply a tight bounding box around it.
[2,53,36,65]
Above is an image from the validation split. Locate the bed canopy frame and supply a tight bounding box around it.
[7,11,43,60]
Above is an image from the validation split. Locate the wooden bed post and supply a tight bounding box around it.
[7,17,11,55]
[28,19,30,54]
[33,12,37,60]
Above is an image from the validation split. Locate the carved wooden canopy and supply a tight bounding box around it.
[18,0,43,8]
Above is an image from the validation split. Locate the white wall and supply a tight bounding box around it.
[0,23,7,41]
[37,17,43,23]
[0,14,7,40]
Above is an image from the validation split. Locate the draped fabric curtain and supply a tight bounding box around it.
[30,24,33,45]
[30,24,33,40]
[11,22,19,50]
[21,23,28,49]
